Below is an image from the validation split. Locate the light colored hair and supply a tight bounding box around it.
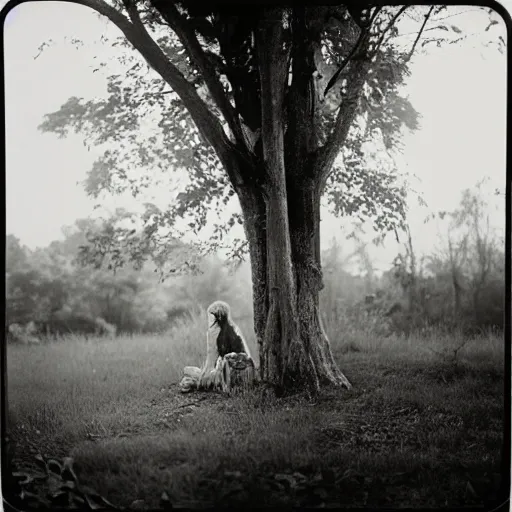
[199,300,252,388]
[207,300,231,319]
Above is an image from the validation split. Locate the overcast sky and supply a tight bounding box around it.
[3,2,508,273]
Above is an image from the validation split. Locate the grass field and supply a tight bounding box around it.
[7,313,506,508]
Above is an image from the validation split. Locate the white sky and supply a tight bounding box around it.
[3,2,508,273]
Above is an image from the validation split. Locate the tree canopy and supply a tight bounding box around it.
[38,5,503,267]
[36,3,504,391]
[38,4,444,269]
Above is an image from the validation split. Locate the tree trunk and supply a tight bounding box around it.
[453,275,462,316]
[254,180,352,392]
[235,9,353,394]
[254,9,315,392]
[237,187,268,379]
[237,170,352,393]
[237,172,352,393]
[262,183,303,388]
[287,177,351,389]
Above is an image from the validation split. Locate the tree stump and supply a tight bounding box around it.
[179,353,256,393]
[220,353,256,393]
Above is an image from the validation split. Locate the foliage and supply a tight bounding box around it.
[424,181,505,330]
[319,183,505,337]
[6,455,118,511]
[5,216,254,341]
[34,4,471,269]
[7,180,503,340]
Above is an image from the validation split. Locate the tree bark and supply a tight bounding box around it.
[255,9,305,390]
[237,187,268,379]
[288,177,352,389]
[237,168,352,392]
[246,173,353,392]
[241,9,354,394]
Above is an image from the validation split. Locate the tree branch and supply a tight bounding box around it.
[370,5,409,56]
[61,0,134,33]
[64,0,235,174]
[323,7,381,98]
[323,27,366,98]
[285,7,318,170]
[315,6,411,191]
[406,5,435,61]
[314,54,370,192]
[150,1,246,147]
[256,8,290,186]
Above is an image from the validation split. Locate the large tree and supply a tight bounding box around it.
[37,3,499,392]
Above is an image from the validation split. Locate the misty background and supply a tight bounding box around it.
[4,3,507,343]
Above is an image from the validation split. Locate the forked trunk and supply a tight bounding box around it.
[254,8,318,391]
[237,165,352,392]
[256,180,352,392]
[232,9,353,393]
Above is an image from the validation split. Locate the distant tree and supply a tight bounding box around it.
[54,214,198,333]
[6,236,66,328]
[9,215,253,335]
[37,3,502,391]
[427,181,505,329]
[6,235,29,274]
[319,237,370,337]
[427,215,468,317]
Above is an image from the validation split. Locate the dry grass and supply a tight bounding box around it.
[7,313,506,508]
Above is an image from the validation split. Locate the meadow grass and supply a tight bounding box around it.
[7,313,506,508]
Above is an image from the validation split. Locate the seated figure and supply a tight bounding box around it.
[179,301,255,393]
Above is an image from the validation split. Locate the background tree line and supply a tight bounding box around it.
[5,211,251,341]
[321,181,504,339]
[33,3,504,389]
[6,182,504,344]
